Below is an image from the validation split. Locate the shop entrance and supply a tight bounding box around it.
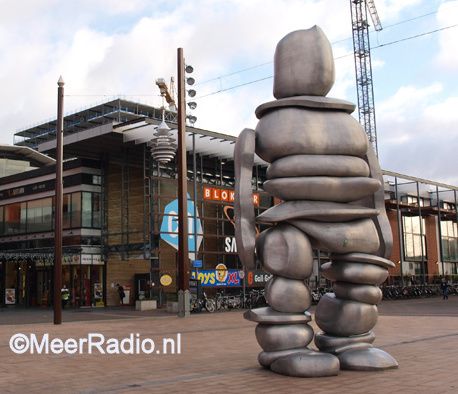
[2,260,39,307]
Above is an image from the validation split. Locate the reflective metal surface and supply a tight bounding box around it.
[234,25,398,377]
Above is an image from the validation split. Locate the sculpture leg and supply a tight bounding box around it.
[244,224,339,377]
[314,254,398,370]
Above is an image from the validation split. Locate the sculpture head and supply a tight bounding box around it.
[273,25,335,99]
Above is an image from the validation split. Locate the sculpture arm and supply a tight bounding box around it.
[234,128,257,270]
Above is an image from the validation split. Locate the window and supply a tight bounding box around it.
[403,216,426,260]
[4,202,27,234]
[27,198,53,233]
[401,195,431,207]
[82,192,101,228]
[0,206,3,235]
[71,192,81,228]
[92,175,102,185]
[441,221,458,262]
[82,192,92,227]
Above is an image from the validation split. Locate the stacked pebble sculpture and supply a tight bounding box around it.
[234,26,398,377]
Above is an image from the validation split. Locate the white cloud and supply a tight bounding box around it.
[435,1,458,71]
[375,0,423,21]
[378,92,458,185]
[377,83,443,122]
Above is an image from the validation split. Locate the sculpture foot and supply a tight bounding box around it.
[336,346,398,371]
[258,348,313,368]
[270,351,340,377]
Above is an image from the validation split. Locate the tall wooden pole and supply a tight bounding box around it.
[54,76,64,324]
[177,48,190,294]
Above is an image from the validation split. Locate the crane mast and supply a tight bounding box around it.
[350,0,381,156]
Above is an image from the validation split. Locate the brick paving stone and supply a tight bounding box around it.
[1,297,458,392]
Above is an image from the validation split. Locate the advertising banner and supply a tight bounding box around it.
[191,264,242,287]
[5,289,15,304]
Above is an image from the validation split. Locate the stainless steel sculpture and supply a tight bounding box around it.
[234,26,398,377]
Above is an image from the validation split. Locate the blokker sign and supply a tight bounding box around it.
[203,187,259,205]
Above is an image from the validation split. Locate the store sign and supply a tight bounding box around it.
[81,254,103,265]
[192,260,203,268]
[224,237,237,253]
[191,264,241,287]
[160,194,203,259]
[160,275,173,286]
[246,270,273,286]
[203,187,259,205]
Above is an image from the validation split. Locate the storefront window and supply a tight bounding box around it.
[4,202,27,234]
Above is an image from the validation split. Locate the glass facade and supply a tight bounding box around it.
[0,192,101,236]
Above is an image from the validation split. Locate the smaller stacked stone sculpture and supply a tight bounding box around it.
[234,26,398,377]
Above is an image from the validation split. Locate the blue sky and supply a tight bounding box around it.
[0,0,457,185]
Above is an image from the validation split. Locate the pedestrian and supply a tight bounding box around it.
[117,284,125,306]
[61,284,70,309]
[440,277,449,300]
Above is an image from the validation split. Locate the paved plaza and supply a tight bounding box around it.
[1,296,458,393]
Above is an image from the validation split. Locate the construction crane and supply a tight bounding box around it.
[350,0,382,156]
[155,77,177,111]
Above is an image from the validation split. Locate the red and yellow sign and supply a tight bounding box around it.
[203,187,259,205]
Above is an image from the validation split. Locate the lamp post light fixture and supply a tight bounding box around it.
[54,76,64,325]
[150,109,177,164]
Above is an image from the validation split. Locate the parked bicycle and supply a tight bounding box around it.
[202,290,216,313]
[190,290,215,313]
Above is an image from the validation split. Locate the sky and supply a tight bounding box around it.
[0,0,457,186]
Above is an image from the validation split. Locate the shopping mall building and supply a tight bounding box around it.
[0,99,457,308]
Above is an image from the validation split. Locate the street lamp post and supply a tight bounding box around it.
[54,76,64,325]
[177,48,190,317]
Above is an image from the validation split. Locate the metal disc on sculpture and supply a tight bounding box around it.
[257,201,379,224]
[321,261,388,285]
[255,95,355,118]
[258,348,313,368]
[288,218,380,254]
[244,307,311,325]
[314,331,375,353]
[315,293,378,337]
[333,282,383,305]
[233,128,257,270]
[329,252,395,269]
[264,177,381,202]
[265,276,312,313]
[255,323,314,352]
[270,351,340,377]
[266,154,370,179]
[255,108,369,163]
[256,224,313,279]
[273,26,335,98]
[337,347,398,371]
